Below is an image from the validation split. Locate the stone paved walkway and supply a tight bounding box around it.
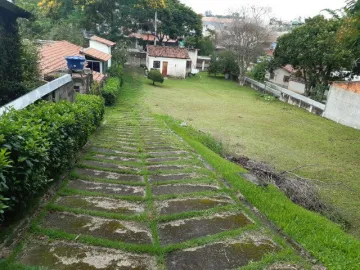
[16,111,309,269]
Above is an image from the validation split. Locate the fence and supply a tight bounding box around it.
[0,75,74,117]
[244,77,325,115]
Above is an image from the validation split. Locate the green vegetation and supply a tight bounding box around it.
[0,95,104,221]
[160,115,360,269]
[148,69,164,85]
[142,73,360,239]
[102,77,121,106]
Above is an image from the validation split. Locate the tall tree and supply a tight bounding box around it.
[220,6,272,84]
[274,16,353,95]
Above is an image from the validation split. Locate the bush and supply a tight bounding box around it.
[102,77,121,106]
[148,69,164,85]
[0,95,104,221]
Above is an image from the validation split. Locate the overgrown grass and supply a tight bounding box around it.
[161,115,360,269]
[143,73,360,238]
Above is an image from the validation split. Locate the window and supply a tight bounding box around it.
[87,61,101,72]
[283,75,290,82]
[186,61,192,69]
[74,86,80,92]
[153,61,160,69]
[270,72,275,80]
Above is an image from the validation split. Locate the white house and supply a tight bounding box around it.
[89,35,116,68]
[266,65,306,94]
[146,46,192,78]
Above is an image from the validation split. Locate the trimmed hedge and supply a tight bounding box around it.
[0,94,104,220]
[102,77,121,106]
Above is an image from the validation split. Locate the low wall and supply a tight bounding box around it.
[288,81,306,94]
[244,77,325,115]
[323,85,360,129]
[0,75,74,116]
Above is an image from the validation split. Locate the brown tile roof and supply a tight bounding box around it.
[91,35,116,47]
[81,48,112,62]
[147,45,190,59]
[202,17,233,24]
[333,81,360,94]
[39,41,82,76]
[128,33,177,43]
[282,65,294,73]
[92,71,106,82]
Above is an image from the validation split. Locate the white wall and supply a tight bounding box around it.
[269,68,291,88]
[323,85,360,130]
[188,50,198,70]
[147,56,187,78]
[288,81,306,94]
[89,40,112,67]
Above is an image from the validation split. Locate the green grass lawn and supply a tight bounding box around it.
[142,72,360,238]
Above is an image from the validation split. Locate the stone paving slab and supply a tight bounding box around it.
[80,160,141,173]
[74,168,144,182]
[90,147,140,157]
[90,154,141,163]
[42,212,152,244]
[148,151,189,157]
[147,165,201,172]
[18,239,157,270]
[149,173,207,183]
[166,233,280,270]
[158,212,253,245]
[156,196,234,215]
[152,184,220,196]
[146,156,193,163]
[67,180,145,196]
[56,195,145,214]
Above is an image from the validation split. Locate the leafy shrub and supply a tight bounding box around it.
[0,95,104,221]
[102,77,120,106]
[109,64,124,79]
[148,69,164,85]
[90,81,102,96]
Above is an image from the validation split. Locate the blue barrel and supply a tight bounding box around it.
[65,56,86,70]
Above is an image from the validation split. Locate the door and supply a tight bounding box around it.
[162,61,168,77]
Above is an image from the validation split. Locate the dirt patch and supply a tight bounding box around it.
[228,156,350,229]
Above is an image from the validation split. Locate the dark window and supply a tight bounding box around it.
[153,61,160,68]
[283,75,290,82]
[270,72,275,79]
[186,61,192,69]
[87,61,101,72]
[74,86,80,92]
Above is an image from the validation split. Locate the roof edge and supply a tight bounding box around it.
[0,1,31,18]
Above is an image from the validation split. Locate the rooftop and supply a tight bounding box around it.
[90,35,116,47]
[0,0,31,18]
[128,33,177,43]
[147,45,190,59]
[202,17,233,24]
[81,47,112,62]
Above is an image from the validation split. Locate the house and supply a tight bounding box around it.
[89,35,116,68]
[323,81,360,129]
[146,46,193,78]
[266,65,306,94]
[202,17,232,36]
[39,38,115,82]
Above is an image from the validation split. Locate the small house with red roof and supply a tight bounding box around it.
[89,35,116,68]
[146,45,196,78]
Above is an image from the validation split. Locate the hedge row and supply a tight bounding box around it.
[0,94,105,220]
[102,77,121,106]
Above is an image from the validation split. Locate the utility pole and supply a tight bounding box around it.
[154,11,158,46]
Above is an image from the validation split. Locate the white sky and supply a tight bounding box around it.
[180,0,347,21]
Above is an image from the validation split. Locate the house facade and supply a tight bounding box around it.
[267,65,306,94]
[89,35,116,67]
[146,46,191,78]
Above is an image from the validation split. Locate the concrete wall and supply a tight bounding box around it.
[288,81,306,94]
[323,85,360,129]
[0,75,74,116]
[188,50,198,70]
[147,56,187,78]
[89,40,112,67]
[269,68,291,88]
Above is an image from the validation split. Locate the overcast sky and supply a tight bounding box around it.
[180,0,347,21]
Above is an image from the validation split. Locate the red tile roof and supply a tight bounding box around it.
[39,41,82,76]
[202,17,233,24]
[128,33,177,43]
[92,71,106,82]
[282,64,294,73]
[81,48,112,62]
[91,35,116,47]
[265,50,273,57]
[147,45,190,59]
